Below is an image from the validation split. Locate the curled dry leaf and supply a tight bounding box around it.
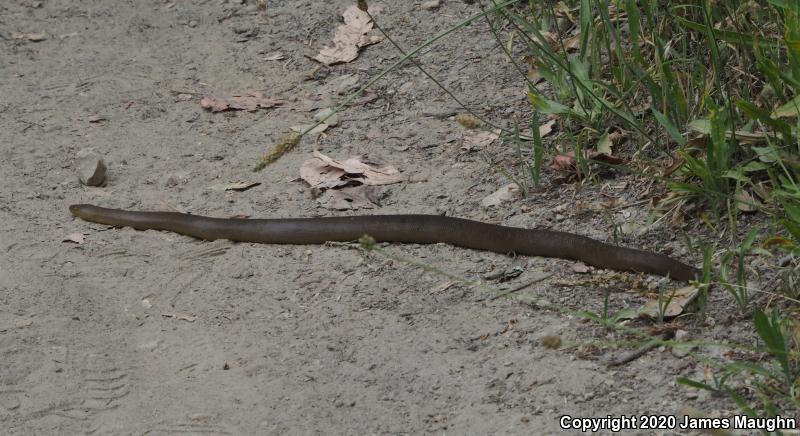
[200,90,282,112]
[735,189,762,213]
[313,5,383,65]
[549,150,624,172]
[462,130,499,151]
[300,150,402,189]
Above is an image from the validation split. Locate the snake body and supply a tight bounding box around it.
[68,204,699,281]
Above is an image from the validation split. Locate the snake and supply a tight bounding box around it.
[68,204,699,281]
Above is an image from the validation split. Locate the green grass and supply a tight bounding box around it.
[496,0,800,421]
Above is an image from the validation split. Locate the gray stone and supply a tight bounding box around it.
[76,148,107,186]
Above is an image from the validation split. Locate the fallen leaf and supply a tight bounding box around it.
[209,181,261,192]
[313,5,383,65]
[355,90,379,105]
[200,90,282,112]
[317,185,378,210]
[63,233,86,244]
[462,130,499,151]
[539,119,556,137]
[549,150,624,172]
[481,183,520,208]
[640,285,699,319]
[735,189,761,213]
[300,151,402,189]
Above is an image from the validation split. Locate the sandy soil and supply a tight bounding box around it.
[2,0,753,434]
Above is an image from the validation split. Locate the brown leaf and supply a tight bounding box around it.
[300,151,402,189]
[200,90,282,112]
[549,150,624,172]
[313,5,383,65]
[355,90,379,105]
[462,130,499,151]
[735,189,762,213]
[539,119,556,137]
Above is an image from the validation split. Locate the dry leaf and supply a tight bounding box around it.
[317,185,378,210]
[539,119,556,137]
[209,181,261,192]
[462,130,499,151]
[481,183,520,208]
[355,90,379,105]
[735,189,762,213]
[549,150,624,172]
[300,151,402,189]
[200,90,282,112]
[63,233,86,244]
[640,286,699,319]
[313,5,383,65]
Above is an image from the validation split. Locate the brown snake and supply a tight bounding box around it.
[69,204,699,281]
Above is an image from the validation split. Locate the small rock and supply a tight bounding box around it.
[421,0,441,10]
[672,329,692,358]
[76,148,107,186]
[481,183,520,208]
[188,20,198,28]
[313,108,339,127]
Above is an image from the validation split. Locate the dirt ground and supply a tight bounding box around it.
[1,0,756,434]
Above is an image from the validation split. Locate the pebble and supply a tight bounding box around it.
[76,148,107,186]
[188,20,198,28]
[421,0,441,10]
